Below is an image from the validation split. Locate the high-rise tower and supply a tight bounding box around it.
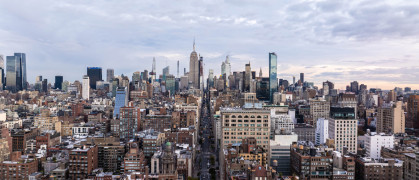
[82,75,90,100]
[269,52,278,102]
[189,40,199,89]
[107,69,114,82]
[6,53,27,92]
[87,67,102,89]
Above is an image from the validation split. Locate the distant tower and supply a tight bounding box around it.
[177,60,179,78]
[300,73,304,84]
[269,52,278,102]
[189,40,199,89]
[82,75,90,100]
[87,67,102,89]
[107,69,114,82]
[259,68,262,77]
[151,57,156,83]
[293,76,296,85]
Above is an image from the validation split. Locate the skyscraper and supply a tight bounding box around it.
[0,55,4,90]
[189,41,199,89]
[42,79,48,93]
[162,66,170,77]
[6,53,27,92]
[54,76,63,90]
[107,69,114,82]
[82,75,90,100]
[300,73,304,84]
[114,87,128,119]
[221,56,231,87]
[350,81,359,94]
[151,57,156,83]
[269,52,278,102]
[87,67,102,89]
[244,62,251,92]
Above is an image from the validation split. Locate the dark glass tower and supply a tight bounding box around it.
[87,67,102,89]
[6,53,27,92]
[54,76,63,90]
[269,52,278,102]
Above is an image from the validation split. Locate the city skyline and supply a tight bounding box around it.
[1,0,419,89]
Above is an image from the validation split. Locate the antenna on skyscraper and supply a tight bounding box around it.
[193,37,196,51]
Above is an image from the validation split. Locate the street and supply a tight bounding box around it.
[196,91,218,180]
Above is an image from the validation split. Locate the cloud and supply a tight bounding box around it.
[0,0,417,90]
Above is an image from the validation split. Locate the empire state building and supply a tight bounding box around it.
[189,41,199,89]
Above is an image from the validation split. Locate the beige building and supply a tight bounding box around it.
[328,118,358,154]
[377,101,405,134]
[309,97,330,126]
[220,108,271,150]
[34,109,61,132]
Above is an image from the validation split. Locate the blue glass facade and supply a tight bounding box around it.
[114,87,127,119]
[5,53,27,92]
[269,52,278,102]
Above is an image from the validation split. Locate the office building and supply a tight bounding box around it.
[309,97,330,126]
[407,95,419,129]
[328,118,357,153]
[119,107,139,142]
[123,143,146,173]
[256,77,270,101]
[42,79,48,93]
[54,75,63,90]
[107,68,114,82]
[350,81,359,94]
[220,108,271,150]
[189,41,199,89]
[300,73,304,83]
[82,75,90,100]
[362,132,394,159]
[269,52,278,102]
[290,142,333,179]
[6,53,27,92]
[377,101,405,134]
[244,62,251,91]
[221,56,231,87]
[69,145,98,179]
[270,133,298,176]
[315,118,328,145]
[114,87,128,119]
[87,67,102,89]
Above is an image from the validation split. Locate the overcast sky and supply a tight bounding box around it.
[1,0,419,89]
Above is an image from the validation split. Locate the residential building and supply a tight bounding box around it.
[377,101,405,134]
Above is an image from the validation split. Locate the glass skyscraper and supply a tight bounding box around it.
[6,53,27,92]
[54,76,63,90]
[87,67,102,89]
[114,87,128,119]
[269,52,278,102]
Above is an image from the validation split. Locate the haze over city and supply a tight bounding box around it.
[1,0,419,89]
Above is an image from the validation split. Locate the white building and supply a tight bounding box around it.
[362,132,394,159]
[329,118,358,153]
[270,133,298,176]
[271,114,294,135]
[82,75,90,100]
[315,118,329,145]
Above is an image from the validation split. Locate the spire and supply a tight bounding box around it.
[193,38,196,51]
[259,67,262,77]
[226,55,229,63]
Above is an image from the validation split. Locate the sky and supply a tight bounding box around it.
[1,0,419,90]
